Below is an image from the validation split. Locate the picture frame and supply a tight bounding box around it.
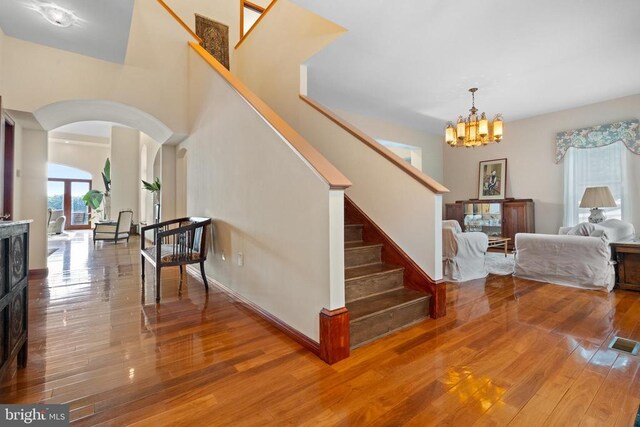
[478,158,507,200]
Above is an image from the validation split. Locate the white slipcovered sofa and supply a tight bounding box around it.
[442,220,489,282]
[514,219,635,292]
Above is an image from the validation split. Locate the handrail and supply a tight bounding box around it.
[190,42,352,190]
[235,0,279,49]
[299,95,449,194]
[157,0,203,44]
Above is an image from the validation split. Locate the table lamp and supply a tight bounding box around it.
[579,186,617,224]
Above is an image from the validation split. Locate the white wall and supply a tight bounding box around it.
[334,108,443,182]
[160,145,176,221]
[234,0,444,280]
[20,129,48,270]
[443,94,640,234]
[181,48,341,341]
[139,133,161,225]
[48,139,110,193]
[110,127,140,222]
[176,148,188,217]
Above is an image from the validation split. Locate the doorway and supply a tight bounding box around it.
[3,114,15,219]
[47,178,92,230]
[48,164,93,230]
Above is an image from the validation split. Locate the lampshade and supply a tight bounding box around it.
[579,186,617,208]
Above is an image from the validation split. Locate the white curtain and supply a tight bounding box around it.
[563,141,629,226]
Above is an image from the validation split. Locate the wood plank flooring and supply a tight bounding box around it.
[1,230,640,425]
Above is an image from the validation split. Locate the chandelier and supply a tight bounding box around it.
[445,88,503,148]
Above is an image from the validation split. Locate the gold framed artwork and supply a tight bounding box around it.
[478,158,507,200]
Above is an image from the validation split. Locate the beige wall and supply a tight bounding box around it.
[443,94,640,234]
[0,25,4,93]
[250,0,273,9]
[20,129,48,270]
[48,140,110,194]
[333,108,443,182]
[181,48,342,341]
[110,127,140,222]
[235,0,444,280]
[0,0,239,137]
[12,121,22,219]
[168,0,240,70]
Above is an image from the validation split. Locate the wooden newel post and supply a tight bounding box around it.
[319,307,350,364]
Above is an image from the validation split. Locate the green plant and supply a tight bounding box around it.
[82,158,111,212]
[142,177,161,193]
[101,158,111,195]
[82,190,104,210]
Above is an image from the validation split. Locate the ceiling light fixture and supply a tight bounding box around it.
[445,88,503,148]
[31,2,79,28]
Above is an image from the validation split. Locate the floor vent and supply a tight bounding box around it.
[609,336,640,356]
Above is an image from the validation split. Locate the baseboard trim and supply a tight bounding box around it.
[185,265,321,356]
[28,268,48,280]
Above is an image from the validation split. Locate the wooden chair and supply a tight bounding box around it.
[93,210,133,244]
[140,217,211,303]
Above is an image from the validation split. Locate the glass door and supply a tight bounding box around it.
[70,181,90,228]
[48,178,92,230]
[47,181,65,223]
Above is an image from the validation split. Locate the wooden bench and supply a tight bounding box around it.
[141,217,211,302]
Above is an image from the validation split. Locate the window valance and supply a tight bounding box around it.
[555,119,639,163]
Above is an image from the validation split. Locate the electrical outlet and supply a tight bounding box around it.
[237,252,244,267]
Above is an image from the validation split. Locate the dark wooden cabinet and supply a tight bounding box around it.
[444,199,534,249]
[0,221,30,379]
[611,241,640,291]
[445,203,464,228]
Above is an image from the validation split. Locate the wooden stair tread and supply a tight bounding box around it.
[347,288,429,322]
[345,263,403,281]
[344,223,363,228]
[344,241,382,250]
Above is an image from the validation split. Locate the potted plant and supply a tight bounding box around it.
[82,158,111,220]
[142,177,161,223]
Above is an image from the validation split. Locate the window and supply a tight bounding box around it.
[241,1,266,38]
[563,142,629,226]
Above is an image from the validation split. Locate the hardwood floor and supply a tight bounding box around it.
[1,231,640,425]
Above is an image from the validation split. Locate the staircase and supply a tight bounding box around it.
[344,222,431,348]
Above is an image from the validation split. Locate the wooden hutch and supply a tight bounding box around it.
[0,220,31,379]
[445,199,534,250]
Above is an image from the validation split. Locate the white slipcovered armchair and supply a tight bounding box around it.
[47,209,66,235]
[514,219,635,292]
[442,220,489,282]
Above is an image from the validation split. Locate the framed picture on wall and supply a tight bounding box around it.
[478,158,507,200]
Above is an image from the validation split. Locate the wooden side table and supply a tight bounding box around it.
[488,237,511,257]
[611,240,640,291]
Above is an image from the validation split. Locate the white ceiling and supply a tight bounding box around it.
[0,0,134,63]
[293,0,640,133]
